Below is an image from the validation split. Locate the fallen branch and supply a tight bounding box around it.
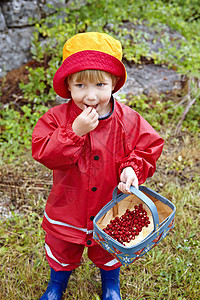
[175,97,197,135]
[175,78,199,135]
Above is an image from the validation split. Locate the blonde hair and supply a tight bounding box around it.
[68,70,117,85]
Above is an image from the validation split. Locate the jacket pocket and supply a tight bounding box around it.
[47,184,77,207]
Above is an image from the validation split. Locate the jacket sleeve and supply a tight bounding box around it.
[32,108,86,170]
[119,111,164,185]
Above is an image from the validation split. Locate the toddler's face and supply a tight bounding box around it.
[68,73,115,116]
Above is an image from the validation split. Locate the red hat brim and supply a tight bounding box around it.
[53,50,127,99]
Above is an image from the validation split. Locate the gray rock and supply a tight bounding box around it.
[0,27,34,76]
[0,6,7,31]
[38,0,66,17]
[1,0,41,27]
[116,63,181,97]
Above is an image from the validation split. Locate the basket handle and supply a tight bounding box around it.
[112,186,160,231]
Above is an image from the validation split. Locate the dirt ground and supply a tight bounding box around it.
[0,60,42,106]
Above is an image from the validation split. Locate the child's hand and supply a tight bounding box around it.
[118,167,138,194]
[72,106,99,136]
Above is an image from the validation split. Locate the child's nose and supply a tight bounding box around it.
[86,88,97,101]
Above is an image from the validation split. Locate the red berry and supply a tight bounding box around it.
[103,205,150,245]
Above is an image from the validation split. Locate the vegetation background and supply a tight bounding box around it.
[0,0,199,299]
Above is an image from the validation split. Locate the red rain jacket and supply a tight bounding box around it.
[32,99,164,245]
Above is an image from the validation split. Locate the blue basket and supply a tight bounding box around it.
[93,186,176,267]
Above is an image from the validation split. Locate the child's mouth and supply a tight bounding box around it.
[85,104,98,110]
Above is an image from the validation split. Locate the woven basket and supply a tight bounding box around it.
[93,186,176,267]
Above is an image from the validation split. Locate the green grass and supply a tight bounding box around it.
[0,134,199,299]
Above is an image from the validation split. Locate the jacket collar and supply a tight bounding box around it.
[98,94,114,120]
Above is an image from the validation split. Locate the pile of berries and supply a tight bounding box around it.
[103,204,150,245]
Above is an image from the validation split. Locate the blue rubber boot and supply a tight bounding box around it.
[40,268,72,300]
[100,268,121,300]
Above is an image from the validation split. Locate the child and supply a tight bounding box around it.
[32,32,164,300]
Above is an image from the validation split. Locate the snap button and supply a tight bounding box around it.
[87,240,92,245]
[94,155,99,160]
[90,216,94,221]
[92,187,97,192]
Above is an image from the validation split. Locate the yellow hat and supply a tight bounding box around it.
[53,32,127,98]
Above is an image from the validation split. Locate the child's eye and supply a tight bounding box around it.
[75,83,84,88]
[97,83,105,87]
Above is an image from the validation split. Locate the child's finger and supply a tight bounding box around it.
[88,108,99,120]
[83,106,93,114]
[125,178,132,193]
[131,178,139,189]
[118,182,126,193]
[118,181,131,194]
